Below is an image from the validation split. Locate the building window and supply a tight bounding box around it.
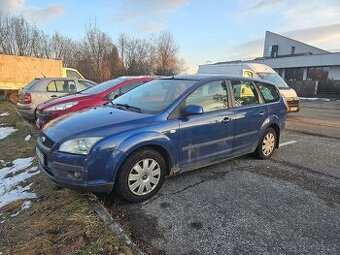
[291,46,295,55]
[307,67,329,81]
[285,68,304,81]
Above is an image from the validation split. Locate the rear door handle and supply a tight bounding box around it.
[259,111,265,116]
[50,95,57,98]
[217,117,232,124]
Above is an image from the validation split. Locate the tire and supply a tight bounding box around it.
[115,148,166,202]
[254,128,277,159]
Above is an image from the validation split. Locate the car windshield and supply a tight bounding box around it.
[80,78,126,94]
[112,79,196,114]
[257,72,290,89]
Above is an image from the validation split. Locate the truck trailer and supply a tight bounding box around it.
[0,54,84,103]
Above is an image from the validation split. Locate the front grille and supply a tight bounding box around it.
[40,134,55,149]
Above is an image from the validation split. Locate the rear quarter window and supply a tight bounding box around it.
[256,82,280,103]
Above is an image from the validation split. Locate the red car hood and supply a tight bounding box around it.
[37,93,97,111]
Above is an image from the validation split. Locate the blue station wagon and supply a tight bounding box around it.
[36,75,287,202]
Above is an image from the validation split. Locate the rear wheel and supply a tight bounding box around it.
[255,128,277,159]
[115,148,166,202]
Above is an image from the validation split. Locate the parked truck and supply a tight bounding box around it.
[197,63,300,112]
[0,54,84,103]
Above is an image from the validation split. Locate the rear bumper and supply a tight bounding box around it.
[17,103,35,119]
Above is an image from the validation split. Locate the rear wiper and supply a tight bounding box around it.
[115,103,142,112]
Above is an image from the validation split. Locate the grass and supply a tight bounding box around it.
[0,98,132,255]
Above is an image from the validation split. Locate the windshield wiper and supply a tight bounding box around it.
[115,103,142,112]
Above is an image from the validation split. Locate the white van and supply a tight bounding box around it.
[197,63,300,112]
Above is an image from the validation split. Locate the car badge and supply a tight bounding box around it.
[41,136,46,143]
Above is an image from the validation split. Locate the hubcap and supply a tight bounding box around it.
[262,132,275,156]
[128,158,161,196]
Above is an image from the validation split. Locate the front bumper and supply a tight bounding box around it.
[285,98,300,112]
[38,160,114,192]
[36,111,54,128]
[36,142,115,193]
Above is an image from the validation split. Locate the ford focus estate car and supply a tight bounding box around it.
[36,75,287,202]
[36,76,155,128]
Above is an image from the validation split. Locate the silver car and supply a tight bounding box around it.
[17,77,96,120]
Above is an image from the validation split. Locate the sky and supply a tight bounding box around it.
[1,0,340,73]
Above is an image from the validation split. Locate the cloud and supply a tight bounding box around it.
[246,0,340,31]
[0,0,64,24]
[226,38,264,61]
[249,0,286,10]
[110,0,190,32]
[0,0,24,12]
[138,23,166,33]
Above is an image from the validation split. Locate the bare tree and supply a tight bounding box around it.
[154,31,183,75]
[121,35,156,75]
[81,22,123,82]
[0,14,183,81]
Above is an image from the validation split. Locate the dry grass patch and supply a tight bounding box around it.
[0,98,132,255]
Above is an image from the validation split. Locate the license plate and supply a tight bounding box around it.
[290,107,298,112]
[36,147,45,166]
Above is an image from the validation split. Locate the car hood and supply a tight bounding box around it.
[38,93,96,110]
[43,106,155,142]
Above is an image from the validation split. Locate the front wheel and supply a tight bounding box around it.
[115,149,166,202]
[255,128,277,159]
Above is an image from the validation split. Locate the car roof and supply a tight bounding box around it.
[171,74,266,83]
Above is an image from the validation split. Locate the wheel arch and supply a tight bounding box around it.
[113,132,178,178]
[268,123,280,148]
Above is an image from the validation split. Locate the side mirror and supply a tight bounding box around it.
[182,104,204,117]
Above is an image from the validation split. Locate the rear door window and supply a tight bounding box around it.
[47,80,76,93]
[256,82,280,103]
[231,80,259,107]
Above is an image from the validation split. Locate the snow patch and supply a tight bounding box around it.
[25,134,31,142]
[0,157,39,210]
[0,112,9,117]
[299,97,331,102]
[0,126,17,140]
[11,200,32,217]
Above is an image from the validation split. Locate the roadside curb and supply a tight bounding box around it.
[88,194,145,255]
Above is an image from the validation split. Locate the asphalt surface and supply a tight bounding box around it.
[105,100,340,255]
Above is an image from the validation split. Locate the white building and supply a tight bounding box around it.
[216,31,340,82]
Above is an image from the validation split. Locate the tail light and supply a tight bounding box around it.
[23,92,31,104]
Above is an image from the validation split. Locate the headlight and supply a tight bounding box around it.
[45,102,78,112]
[59,137,103,155]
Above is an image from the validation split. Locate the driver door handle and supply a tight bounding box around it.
[50,95,57,98]
[259,111,265,116]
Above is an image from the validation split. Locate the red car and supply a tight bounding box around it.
[36,76,155,128]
